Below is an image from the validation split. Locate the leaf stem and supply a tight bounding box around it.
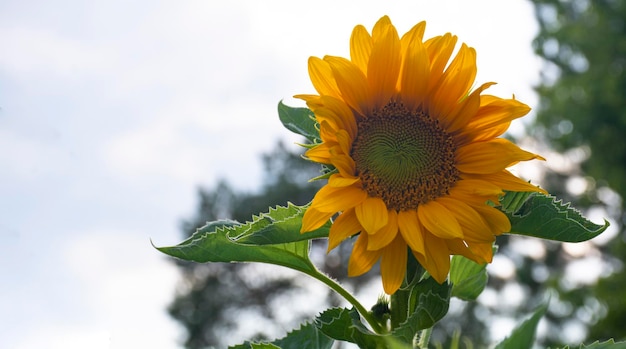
[308,268,384,334]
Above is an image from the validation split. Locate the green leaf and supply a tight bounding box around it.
[228,323,334,349]
[501,192,609,242]
[155,203,328,274]
[494,303,547,349]
[500,190,534,213]
[229,344,280,349]
[392,278,451,343]
[315,307,387,349]
[235,203,330,245]
[313,306,413,349]
[577,340,626,348]
[450,254,488,301]
[278,100,320,143]
[551,339,626,349]
[272,323,334,349]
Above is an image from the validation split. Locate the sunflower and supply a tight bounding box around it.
[298,16,545,294]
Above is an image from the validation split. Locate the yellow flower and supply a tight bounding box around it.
[298,16,546,294]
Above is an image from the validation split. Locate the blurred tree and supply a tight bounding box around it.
[527,0,626,345]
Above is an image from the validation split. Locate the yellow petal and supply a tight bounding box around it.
[305,143,332,163]
[328,209,361,251]
[381,235,407,294]
[459,122,511,146]
[471,204,511,235]
[450,178,504,200]
[355,196,389,234]
[430,44,477,123]
[367,209,398,250]
[308,56,340,98]
[418,200,463,239]
[446,82,496,133]
[314,96,358,139]
[368,19,401,109]
[399,34,430,111]
[318,120,339,143]
[424,33,458,94]
[456,139,544,174]
[328,173,360,188]
[296,94,322,105]
[466,241,494,263]
[438,197,494,243]
[397,209,425,257]
[325,56,371,117]
[413,232,450,284]
[348,233,382,276]
[309,184,367,213]
[329,149,356,177]
[458,96,531,145]
[350,24,372,74]
[445,238,480,261]
[334,129,352,156]
[464,170,547,194]
[301,207,334,233]
[468,95,531,130]
[371,15,393,38]
[400,21,426,51]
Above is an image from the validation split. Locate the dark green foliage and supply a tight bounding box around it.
[530,0,626,344]
[552,340,626,349]
[278,101,320,144]
[315,307,386,349]
[391,278,451,344]
[158,203,331,271]
[495,304,547,349]
[449,254,488,301]
[532,0,626,196]
[503,192,609,242]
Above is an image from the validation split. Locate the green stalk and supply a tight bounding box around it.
[308,268,384,334]
[417,327,433,348]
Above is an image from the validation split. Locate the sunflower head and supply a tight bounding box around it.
[298,16,545,294]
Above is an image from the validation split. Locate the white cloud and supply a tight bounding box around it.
[0,25,115,84]
[61,229,183,349]
[100,98,290,189]
[0,127,73,181]
[13,325,112,349]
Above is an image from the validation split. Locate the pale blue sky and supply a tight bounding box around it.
[0,1,540,348]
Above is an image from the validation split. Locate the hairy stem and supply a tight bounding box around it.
[308,268,384,334]
[416,327,432,348]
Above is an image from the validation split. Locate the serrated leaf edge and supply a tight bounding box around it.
[228,322,331,349]
[178,202,320,248]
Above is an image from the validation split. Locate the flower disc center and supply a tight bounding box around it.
[352,102,459,211]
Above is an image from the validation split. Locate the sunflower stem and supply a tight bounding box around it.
[309,268,384,334]
[416,327,432,348]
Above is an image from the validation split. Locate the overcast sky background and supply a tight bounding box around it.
[0,1,543,348]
